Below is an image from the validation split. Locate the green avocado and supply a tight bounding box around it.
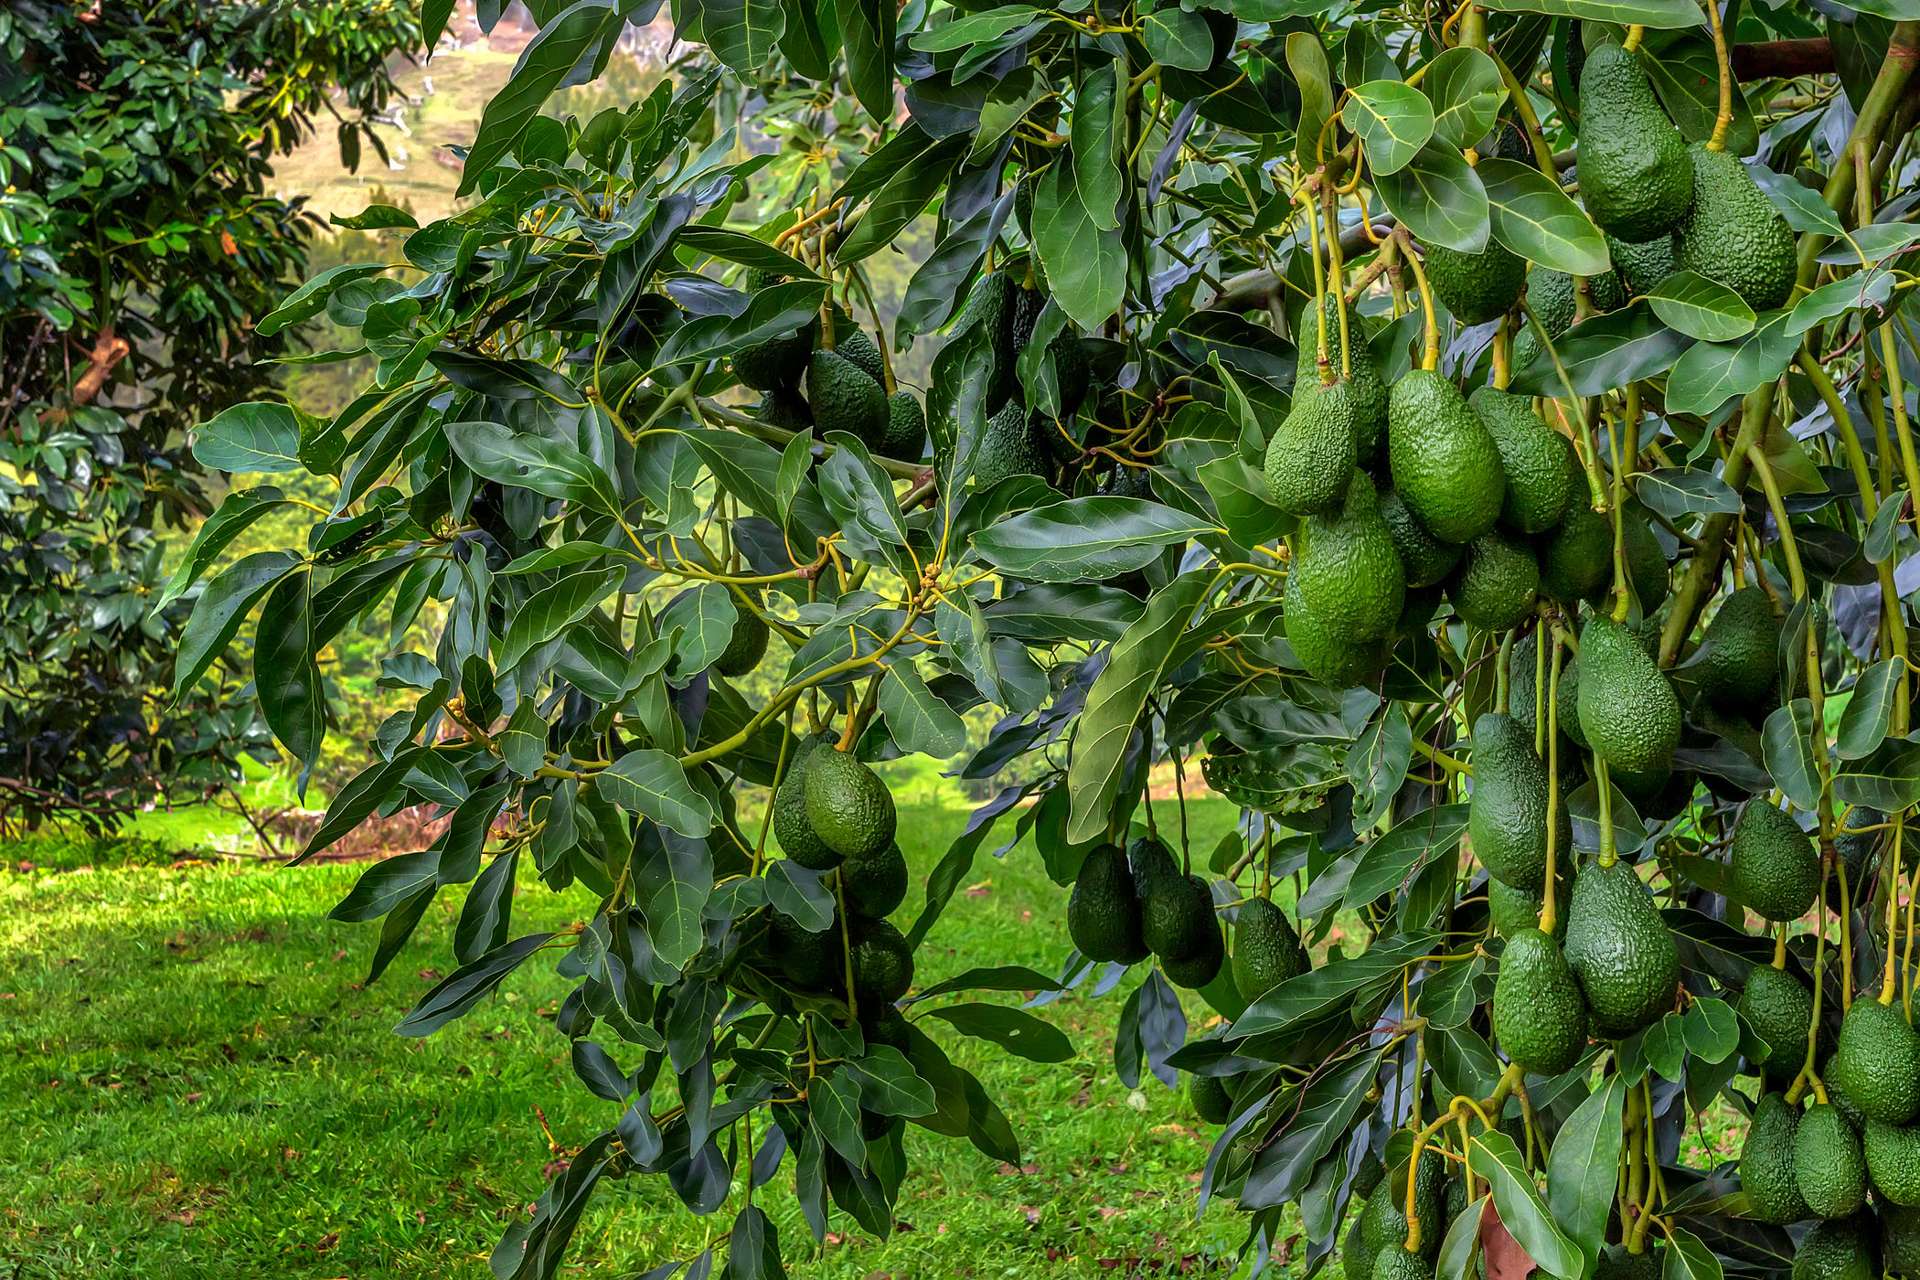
[1372,1247,1432,1280]
[1740,964,1814,1083]
[1068,844,1150,964]
[1488,868,1570,942]
[1795,1102,1868,1218]
[1742,1093,1812,1224]
[881,390,929,461]
[1295,295,1388,458]
[1866,1117,1920,1206]
[767,909,841,990]
[774,735,841,869]
[1450,532,1540,631]
[1829,997,1920,1125]
[1379,484,1463,589]
[1293,471,1407,644]
[1577,615,1682,775]
[1471,387,1576,534]
[1470,712,1564,891]
[1698,586,1781,709]
[1576,41,1695,243]
[1265,376,1360,515]
[974,401,1048,488]
[1162,915,1225,989]
[734,317,817,392]
[1595,1244,1662,1280]
[803,748,898,860]
[1141,867,1217,962]
[1793,1217,1875,1280]
[1388,370,1506,545]
[1493,926,1588,1074]
[714,605,769,678]
[1528,269,1578,338]
[1676,145,1797,311]
[1623,511,1670,609]
[806,348,888,448]
[833,325,886,386]
[1190,1072,1234,1124]
[1425,238,1527,325]
[1285,567,1390,689]
[1728,800,1820,923]
[1564,858,1680,1037]
[1539,501,1612,604]
[1345,1219,1377,1280]
[1886,1204,1920,1277]
[955,270,1020,405]
[1232,896,1311,1001]
[841,839,908,919]
[1607,232,1677,298]
[850,918,915,1005]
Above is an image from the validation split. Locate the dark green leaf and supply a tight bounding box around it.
[1648,271,1758,341]
[598,750,716,837]
[921,1003,1073,1063]
[194,402,305,473]
[1374,142,1489,253]
[460,2,620,195]
[973,498,1213,582]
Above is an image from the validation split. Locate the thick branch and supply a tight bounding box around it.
[1732,39,1833,81]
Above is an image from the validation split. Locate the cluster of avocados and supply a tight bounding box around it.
[762,734,916,1036]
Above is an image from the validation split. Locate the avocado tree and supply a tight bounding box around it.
[176,0,1920,1275]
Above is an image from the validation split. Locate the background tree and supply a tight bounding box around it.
[183,0,1920,1277]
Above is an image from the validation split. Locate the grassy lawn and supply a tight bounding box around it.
[0,794,1263,1278]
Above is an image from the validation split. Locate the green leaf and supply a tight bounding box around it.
[675,227,817,279]
[1231,931,1440,1036]
[444,419,621,516]
[495,566,624,671]
[811,1067,867,1168]
[1509,303,1693,396]
[1683,997,1740,1062]
[1240,1048,1386,1209]
[459,1,620,196]
[1374,142,1489,253]
[837,0,897,124]
[704,0,785,72]
[1436,1196,1488,1280]
[255,571,326,769]
[258,262,388,336]
[843,1046,937,1117]
[972,498,1213,582]
[1787,270,1893,337]
[911,965,1065,1000]
[1663,1228,1725,1280]
[1633,467,1741,520]
[1197,453,1293,548]
[1478,0,1705,29]
[1747,164,1845,236]
[332,851,441,923]
[1647,270,1758,341]
[1144,7,1214,69]
[879,663,968,759]
[194,402,305,473]
[1288,32,1334,170]
[597,749,716,837]
[1348,702,1413,828]
[1468,1130,1584,1280]
[175,550,301,697]
[396,933,556,1036]
[156,487,288,609]
[1071,62,1124,232]
[1761,698,1821,811]
[1546,1074,1625,1272]
[920,1003,1074,1063]
[332,203,419,231]
[1479,158,1610,277]
[657,582,739,676]
[1836,657,1901,759]
[654,279,830,367]
[1343,81,1436,177]
[1341,803,1469,911]
[1832,744,1920,811]
[1033,159,1126,331]
[1421,47,1505,149]
[1066,574,1209,843]
[913,5,1043,51]
[1663,312,1798,417]
[818,432,910,549]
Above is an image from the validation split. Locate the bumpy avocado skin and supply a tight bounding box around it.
[1190,1072,1234,1124]
[1265,377,1360,515]
[1564,858,1680,1038]
[1285,568,1390,688]
[1740,964,1814,1084]
[881,390,929,461]
[1232,896,1311,1001]
[842,840,908,919]
[1607,232,1676,297]
[1794,1218,1876,1280]
[833,325,886,386]
[1886,1204,1920,1278]
[1372,1247,1432,1280]
[1068,844,1150,964]
[1472,387,1576,534]
[1140,870,1216,961]
[850,918,915,1005]
[1866,1117,1920,1206]
[1450,532,1540,631]
[1576,616,1682,775]
[1425,238,1527,325]
[1829,998,1920,1125]
[714,608,769,677]
[1742,1093,1812,1225]
[775,735,841,869]
[1794,1103,1868,1218]
[1295,295,1388,458]
[1293,471,1407,644]
[1493,926,1588,1074]
[1677,145,1797,311]
[1539,500,1611,603]
[973,402,1048,488]
[1728,800,1820,923]
[1577,42,1695,243]
[803,749,898,860]
[1698,586,1781,708]
[1161,914,1225,989]
[1379,485,1462,589]
[1469,711,1560,891]
[1387,370,1505,545]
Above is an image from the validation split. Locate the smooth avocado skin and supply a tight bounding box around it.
[1866,1117,1920,1206]
[1162,915,1225,989]
[806,348,888,448]
[1265,378,1360,515]
[1293,471,1407,645]
[1698,587,1781,708]
[1794,1218,1876,1280]
[1576,41,1695,243]
[1469,712,1560,891]
[881,391,929,461]
[1576,616,1682,775]
[1740,964,1814,1083]
[1232,896,1310,1001]
[1388,370,1506,545]
[1564,858,1680,1037]
[1829,997,1920,1125]
[1471,387,1575,534]
[1623,513,1670,609]
[1742,1093,1812,1224]
[841,840,908,919]
[1140,869,1217,962]
[1795,1103,1868,1218]
[850,918,915,1005]
[1493,926,1588,1075]
[774,735,840,869]
[1068,844,1150,964]
[714,607,769,677]
[1728,800,1820,922]
[1677,145,1797,311]
[1885,1205,1920,1278]
[802,749,898,860]
[1450,532,1540,631]
[1424,238,1526,325]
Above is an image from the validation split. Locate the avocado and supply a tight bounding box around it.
[1829,998,1920,1125]
[1577,615,1682,775]
[1489,869,1570,942]
[1728,800,1820,923]
[1829,1074,1870,1131]
[1528,269,1579,338]
[1068,844,1150,964]
[1141,869,1217,961]
[767,909,841,989]
[774,735,840,869]
[1345,1219,1377,1280]
[1470,712,1563,891]
[1372,1247,1432,1280]
[1265,378,1360,515]
[1740,964,1814,1083]
[1388,370,1506,545]
[1507,627,1546,741]
[1887,1204,1920,1277]
[1623,512,1670,609]
[1595,1245,1662,1280]
[1162,915,1226,989]
[956,270,1020,405]
[1470,388,1576,535]
[1557,655,1589,749]
[1576,41,1695,243]
[880,391,929,461]
[1866,1118,1920,1206]
[1190,1072,1234,1124]
[1539,501,1611,603]
[1676,145,1797,311]
[1564,858,1680,1037]
[1795,1102,1868,1218]
[806,348,888,448]
[974,401,1049,488]
[733,320,816,392]
[1379,484,1463,589]
[833,325,886,386]
[1293,471,1407,644]
[1295,295,1388,458]
[1232,896,1311,1001]
[1425,238,1527,325]
[714,605,769,677]
[803,748,898,860]
[861,1002,911,1052]
[850,918,915,1005]
[1742,1093,1812,1224]
[1607,232,1677,298]
[841,839,908,919]
[1450,533,1541,631]
[1286,566,1390,688]
[1794,1217,1875,1280]
[1493,926,1588,1074]
[1698,586,1781,709]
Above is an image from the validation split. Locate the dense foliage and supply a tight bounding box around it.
[181,0,1920,1276]
[0,0,419,829]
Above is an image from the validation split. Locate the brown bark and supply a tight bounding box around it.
[1732,38,1835,80]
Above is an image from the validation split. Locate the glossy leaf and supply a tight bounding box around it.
[1479,158,1609,276]
[1375,142,1490,253]
[1344,80,1436,176]
[972,498,1214,582]
[1648,270,1757,341]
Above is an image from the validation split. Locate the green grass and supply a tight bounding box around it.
[0,795,1258,1278]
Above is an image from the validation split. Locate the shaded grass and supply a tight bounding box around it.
[0,796,1260,1278]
